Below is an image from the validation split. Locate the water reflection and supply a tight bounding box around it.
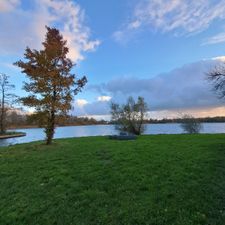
[1,123,225,146]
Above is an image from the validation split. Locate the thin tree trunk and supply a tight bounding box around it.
[0,88,5,134]
[137,112,144,135]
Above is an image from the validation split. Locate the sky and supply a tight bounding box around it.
[1,0,225,119]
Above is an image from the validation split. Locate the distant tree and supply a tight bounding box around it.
[0,73,16,134]
[7,110,27,127]
[180,114,202,134]
[26,112,48,128]
[111,96,148,135]
[14,26,87,145]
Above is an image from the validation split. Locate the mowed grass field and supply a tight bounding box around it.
[1,134,225,225]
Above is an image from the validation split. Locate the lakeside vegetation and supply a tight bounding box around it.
[1,134,225,225]
[5,112,108,129]
[5,109,225,130]
[146,116,225,124]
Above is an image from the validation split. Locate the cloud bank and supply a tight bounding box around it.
[75,58,225,118]
[0,0,100,61]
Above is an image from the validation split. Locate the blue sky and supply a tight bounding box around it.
[1,0,225,119]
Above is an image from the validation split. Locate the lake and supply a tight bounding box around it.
[1,123,225,146]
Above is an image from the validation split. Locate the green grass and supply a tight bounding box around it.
[1,134,225,225]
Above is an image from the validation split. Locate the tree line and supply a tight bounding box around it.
[3,107,225,129]
[144,116,225,124]
[1,110,107,128]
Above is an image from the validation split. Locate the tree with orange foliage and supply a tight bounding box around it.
[15,27,87,144]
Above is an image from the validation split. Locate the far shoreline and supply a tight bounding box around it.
[7,120,225,130]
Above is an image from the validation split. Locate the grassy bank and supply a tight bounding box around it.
[0,132,26,139]
[1,134,225,225]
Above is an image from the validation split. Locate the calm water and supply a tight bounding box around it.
[1,123,225,146]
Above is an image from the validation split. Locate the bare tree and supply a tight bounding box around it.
[0,73,16,134]
[207,63,225,98]
[111,96,148,135]
[180,114,202,134]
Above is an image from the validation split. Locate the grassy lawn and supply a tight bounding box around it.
[1,134,225,225]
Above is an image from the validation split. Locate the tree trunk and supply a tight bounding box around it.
[0,89,5,134]
[46,110,55,145]
[46,88,57,145]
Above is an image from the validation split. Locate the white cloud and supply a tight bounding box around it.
[212,56,225,62]
[203,32,225,45]
[97,96,112,102]
[0,0,100,62]
[128,20,141,29]
[0,0,20,12]
[37,0,100,61]
[75,99,88,107]
[113,31,125,43]
[114,0,225,42]
[73,99,110,116]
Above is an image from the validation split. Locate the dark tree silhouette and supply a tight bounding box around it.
[0,73,16,134]
[111,96,148,135]
[207,63,225,99]
[14,27,87,144]
[180,114,202,134]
